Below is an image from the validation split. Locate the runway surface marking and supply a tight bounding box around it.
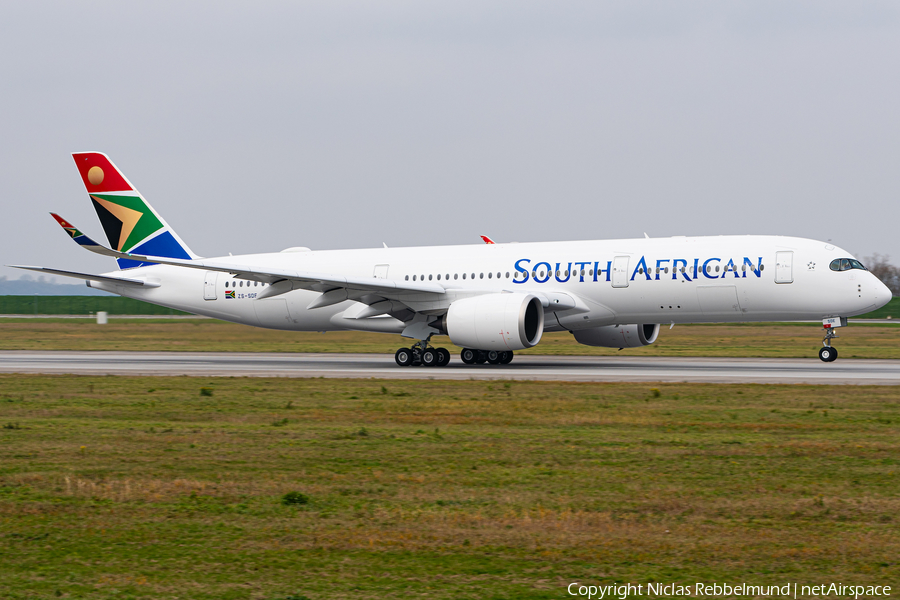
[0,351,898,384]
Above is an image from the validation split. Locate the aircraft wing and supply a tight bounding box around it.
[49,213,445,301]
[9,265,160,288]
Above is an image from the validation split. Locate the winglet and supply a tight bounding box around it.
[49,212,129,259]
[480,235,495,244]
[50,212,103,249]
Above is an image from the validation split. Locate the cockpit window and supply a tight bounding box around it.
[829,258,867,272]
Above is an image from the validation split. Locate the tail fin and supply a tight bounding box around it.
[71,152,198,269]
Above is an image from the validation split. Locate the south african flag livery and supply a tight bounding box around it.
[225,290,235,299]
[72,153,197,269]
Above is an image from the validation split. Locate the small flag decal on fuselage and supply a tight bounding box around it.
[225,290,235,299]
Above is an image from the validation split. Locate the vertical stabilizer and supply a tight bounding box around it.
[72,152,198,268]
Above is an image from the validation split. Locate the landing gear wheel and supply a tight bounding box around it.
[474,350,487,365]
[395,348,413,367]
[436,348,451,367]
[421,349,438,367]
[499,351,514,365]
[819,346,838,362]
[460,348,477,365]
[486,350,502,365]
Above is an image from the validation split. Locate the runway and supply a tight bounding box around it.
[0,351,898,384]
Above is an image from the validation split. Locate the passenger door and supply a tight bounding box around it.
[775,251,793,284]
[611,256,630,288]
[203,271,218,300]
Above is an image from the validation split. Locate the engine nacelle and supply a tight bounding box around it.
[573,323,660,348]
[446,293,544,351]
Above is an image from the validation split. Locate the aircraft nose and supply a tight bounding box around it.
[872,274,893,309]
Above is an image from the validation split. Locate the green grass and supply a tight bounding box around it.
[2,318,898,358]
[857,296,900,319]
[0,295,192,316]
[0,375,898,598]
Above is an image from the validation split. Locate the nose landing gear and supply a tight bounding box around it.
[818,318,845,362]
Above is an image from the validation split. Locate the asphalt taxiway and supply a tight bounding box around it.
[0,351,897,384]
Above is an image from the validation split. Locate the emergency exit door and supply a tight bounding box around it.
[775,251,793,284]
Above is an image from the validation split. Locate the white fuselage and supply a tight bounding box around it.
[90,235,891,334]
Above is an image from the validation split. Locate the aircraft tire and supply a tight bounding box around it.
[436,348,451,367]
[474,351,487,365]
[421,349,438,367]
[819,346,838,362]
[460,348,477,364]
[395,348,414,367]
[486,350,502,365]
[499,351,514,364]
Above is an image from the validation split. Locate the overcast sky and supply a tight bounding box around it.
[2,1,899,280]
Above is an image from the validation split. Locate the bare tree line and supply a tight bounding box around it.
[865,254,900,296]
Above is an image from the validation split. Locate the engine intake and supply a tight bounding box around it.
[573,323,659,348]
[446,293,544,351]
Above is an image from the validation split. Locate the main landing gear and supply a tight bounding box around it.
[460,348,514,366]
[394,340,451,367]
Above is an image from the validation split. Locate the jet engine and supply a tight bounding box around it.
[573,323,660,348]
[446,293,544,351]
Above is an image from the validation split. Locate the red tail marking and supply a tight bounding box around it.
[71,152,133,193]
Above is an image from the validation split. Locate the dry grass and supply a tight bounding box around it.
[0,375,898,598]
[0,318,898,358]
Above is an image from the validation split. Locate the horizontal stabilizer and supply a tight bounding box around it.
[8,266,160,288]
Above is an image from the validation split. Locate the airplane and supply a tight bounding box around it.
[11,152,893,366]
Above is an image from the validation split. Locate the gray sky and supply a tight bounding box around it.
[3,1,899,281]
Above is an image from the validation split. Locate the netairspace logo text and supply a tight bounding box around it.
[567,582,892,600]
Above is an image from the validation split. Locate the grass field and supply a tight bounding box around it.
[1,318,898,359]
[0,375,898,599]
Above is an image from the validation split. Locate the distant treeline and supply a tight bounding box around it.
[0,296,192,316]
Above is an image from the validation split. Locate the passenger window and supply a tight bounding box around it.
[405,275,409,280]
[715,266,720,272]
[445,274,449,280]
[506,272,510,278]
[488,272,492,279]
[589,269,593,276]
[437,274,441,280]
[462,273,466,279]
[454,274,458,280]
[480,273,484,279]
[429,274,433,280]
